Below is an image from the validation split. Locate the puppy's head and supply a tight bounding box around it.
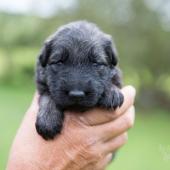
[37,21,121,110]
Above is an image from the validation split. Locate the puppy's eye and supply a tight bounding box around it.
[93,62,106,67]
[93,63,98,66]
[50,60,63,65]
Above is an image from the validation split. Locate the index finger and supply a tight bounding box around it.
[78,85,136,126]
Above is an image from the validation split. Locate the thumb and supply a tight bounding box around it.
[28,92,39,114]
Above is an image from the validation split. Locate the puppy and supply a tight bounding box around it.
[35,21,124,140]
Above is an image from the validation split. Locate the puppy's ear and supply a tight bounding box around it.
[39,41,52,67]
[104,38,118,66]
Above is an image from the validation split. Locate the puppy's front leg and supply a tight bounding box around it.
[99,87,124,110]
[35,94,64,140]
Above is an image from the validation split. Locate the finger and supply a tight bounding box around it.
[96,106,135,142]
[114,85,136,118]
[28,92,39,113]
[101,133,128,154]
[95,153,113,170]
[82,153,112,170]
[75,86,136,126]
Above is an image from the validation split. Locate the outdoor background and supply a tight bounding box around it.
[0,0,170,169]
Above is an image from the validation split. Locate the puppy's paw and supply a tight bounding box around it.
[99,89,124,110]
[110,89,124,109]
[35,112,63,140]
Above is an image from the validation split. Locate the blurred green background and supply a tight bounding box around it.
[0,0,170,169]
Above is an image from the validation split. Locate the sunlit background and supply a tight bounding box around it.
[0,0,170,169]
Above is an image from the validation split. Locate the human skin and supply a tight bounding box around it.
[6,86,135,170]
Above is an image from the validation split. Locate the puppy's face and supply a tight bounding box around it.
[37,22,120,110]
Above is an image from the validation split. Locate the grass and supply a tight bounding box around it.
[108,109,170,170]
[0,85,170,170]
[0,84,35,169]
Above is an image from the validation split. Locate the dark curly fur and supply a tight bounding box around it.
[35,21,124,140]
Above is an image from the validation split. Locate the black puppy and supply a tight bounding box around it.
[35,21,124,140]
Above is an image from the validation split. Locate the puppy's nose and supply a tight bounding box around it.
[68,90,85,98]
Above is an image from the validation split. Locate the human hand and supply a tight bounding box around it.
[7,86,135,170]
